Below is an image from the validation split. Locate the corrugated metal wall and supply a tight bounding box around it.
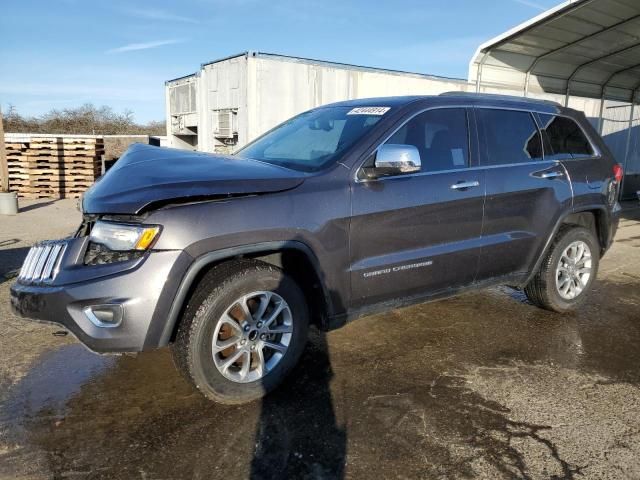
[249,56,471,145]
[600,102,640,175]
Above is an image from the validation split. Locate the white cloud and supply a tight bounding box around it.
[106,39,186,54]
[123,8,200,24]
[511,0,547,10]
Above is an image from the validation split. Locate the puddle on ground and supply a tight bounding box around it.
[0,276,638,478]
[1,344,116,420]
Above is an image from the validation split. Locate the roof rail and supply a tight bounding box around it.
[439,91,562,106]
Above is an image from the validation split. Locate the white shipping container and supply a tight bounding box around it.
[165,52,472,154]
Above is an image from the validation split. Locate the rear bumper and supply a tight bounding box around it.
[606,202,622,252]
[10,246,189,353]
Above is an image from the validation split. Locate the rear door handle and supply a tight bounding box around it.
[539,171,564,179]
[450,180,480,190]
[532,166,565,179]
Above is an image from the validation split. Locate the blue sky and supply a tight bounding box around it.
[0,0,560,123]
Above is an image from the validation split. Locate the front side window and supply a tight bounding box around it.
[538,114,595,159]
[384,108,469,173]
[477,109,543,165]
[235,106,385,171]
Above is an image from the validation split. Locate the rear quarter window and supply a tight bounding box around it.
[537,114,595,160]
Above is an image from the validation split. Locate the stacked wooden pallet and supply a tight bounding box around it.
[6,141,29,193]
[6,137,103,198]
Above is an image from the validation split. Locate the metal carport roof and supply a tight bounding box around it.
[469,0,640,104]
[469,0,640,198]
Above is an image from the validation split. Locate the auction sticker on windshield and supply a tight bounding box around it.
[347,107,390,115]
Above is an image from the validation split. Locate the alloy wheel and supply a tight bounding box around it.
[555,240,592,300]
[212,291,293,383]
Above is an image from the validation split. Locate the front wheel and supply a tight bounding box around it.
[524,226,599,313]
[172,260,309,404]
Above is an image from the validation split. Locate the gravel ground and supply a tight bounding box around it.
[0,199,639,479]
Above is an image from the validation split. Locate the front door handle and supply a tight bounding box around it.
[450,180,480,190]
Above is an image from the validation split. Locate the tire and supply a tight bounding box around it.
[171,259,309,404]
[524,226,599,313]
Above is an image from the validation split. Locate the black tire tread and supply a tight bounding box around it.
[171,259,282,404]
[524,225,598,313]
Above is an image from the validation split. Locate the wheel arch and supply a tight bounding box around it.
[157,241,332,347]
[561,209,610,252]
[522,205,611,288]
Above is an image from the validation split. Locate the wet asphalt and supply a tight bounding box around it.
[1,200,639,480]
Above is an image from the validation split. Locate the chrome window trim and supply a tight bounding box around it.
[356,159,561,183]
[354,103,601,184]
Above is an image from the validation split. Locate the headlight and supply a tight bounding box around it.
[89,221,160,251]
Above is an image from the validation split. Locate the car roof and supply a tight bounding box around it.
[321,93,567,116]
[324,96,427,108]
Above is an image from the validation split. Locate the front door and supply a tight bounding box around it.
[349,107,485,308]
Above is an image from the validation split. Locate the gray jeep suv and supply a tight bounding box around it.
[11,93,622,404]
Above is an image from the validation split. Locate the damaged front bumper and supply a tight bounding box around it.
[10,236,189,353]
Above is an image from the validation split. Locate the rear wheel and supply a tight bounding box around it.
[524,226,599,313]
[172,260,309,404]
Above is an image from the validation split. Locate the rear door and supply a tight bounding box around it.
[536,113,613,210]
[474,107,573,282]
[349,107,485,308]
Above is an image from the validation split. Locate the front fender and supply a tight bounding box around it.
[149,240,333,348]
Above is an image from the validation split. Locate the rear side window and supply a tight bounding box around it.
[385,108,469,172]
[537,114,595,159]
[477,109,543,165]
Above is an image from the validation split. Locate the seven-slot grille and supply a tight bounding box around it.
[18,241,68,284]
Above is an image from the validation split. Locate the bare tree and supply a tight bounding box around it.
[4,104,166,136]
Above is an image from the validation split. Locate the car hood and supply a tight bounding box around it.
[82,144,306,214]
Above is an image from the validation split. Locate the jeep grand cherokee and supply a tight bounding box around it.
[11,93,622,404]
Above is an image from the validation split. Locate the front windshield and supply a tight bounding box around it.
[234,106,387,171]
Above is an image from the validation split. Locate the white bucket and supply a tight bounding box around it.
[0,191,18,215]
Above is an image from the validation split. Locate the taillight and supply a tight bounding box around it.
[613,164,623,183]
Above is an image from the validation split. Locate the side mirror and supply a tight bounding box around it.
[363,144,421,179]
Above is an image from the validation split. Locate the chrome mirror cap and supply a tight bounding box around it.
[374,144,421,174]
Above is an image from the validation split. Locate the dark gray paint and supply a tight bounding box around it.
[11,94,621,353]
[350,169,486,306]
